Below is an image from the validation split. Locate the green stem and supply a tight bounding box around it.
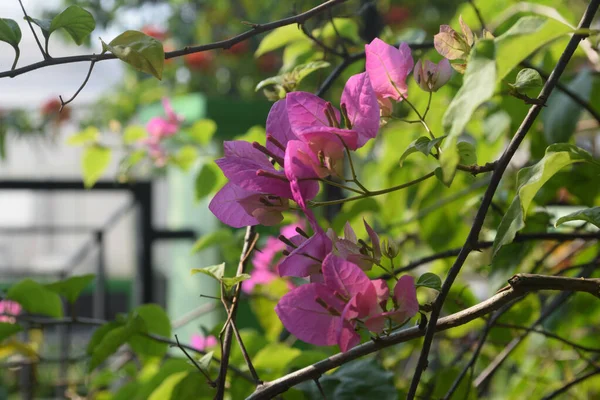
[318,178,365,194]
[11,47,20,70]
[309,171,435,208]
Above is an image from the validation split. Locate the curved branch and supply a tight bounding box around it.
[246,273,600,399]
[0,0,348,79]
[59,60,96,111]
[406,2,600,397]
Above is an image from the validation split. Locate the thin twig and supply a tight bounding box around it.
[468,0,488,31]
[175,334,216,387]
[17,0,47,59]
[246,273,600,399]
[474,263,599,390]
[59,60,95,111]
[0,0,348,79]
[493,322,600,353]
[300,23,345,57]
[541,366,600,399]
[406,2,600,397]
[230,318,262,384]
[214,226,257,400]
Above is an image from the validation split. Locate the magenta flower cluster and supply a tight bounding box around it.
[207,38,450,351]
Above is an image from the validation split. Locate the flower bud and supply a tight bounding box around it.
[382,238,400,259]
[413,58,452,92]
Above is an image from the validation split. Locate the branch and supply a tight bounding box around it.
[59,60,96,111]
[214,226,257,399]
[11,314,254,382]
[473,263,598,390]
[0,0,348,79]
[541,366,600,400]
[17,0,47,60]
[246,274,600,399]
[406,2,600,397]
[376,231,600,280]
[175,334,216,387]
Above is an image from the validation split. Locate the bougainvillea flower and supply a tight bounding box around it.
[146,98,183,140]
[364,275,419,333]
[340,72,380,147]
[191,334,218,351]
[209,140,319,227]
[276,254,381,351]
[0,300,21,324]
[242,221,305,293]
[365,38,414,101]
[209,182,288,228]
[413,58,452,92]
[278,229,332,279]
[327,220,382,270]
[265,98,297,160]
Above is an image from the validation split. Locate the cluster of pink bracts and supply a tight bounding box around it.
[206,38,452,351]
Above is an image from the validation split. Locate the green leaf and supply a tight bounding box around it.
[195,164,218,201]
[399,137,430,166]
[148,371,189,400]
[297,359,396,400]
[123,125,146,144]
[416,272,442,291]
[457,141,477,165]
[82,145,111,188]
[441,39,496,184]
[197,351,213,374]
[191,230,233,253]
[252,343,301,380]
[128,304,171,358]
[187,119,216,146]
[191,263,225,281]
[255,25,305,57]
[87,322,121,355]
[6,279,63,318]
[495,16,572,82]
[89,315,145,371]
[48,5,95,45]
[0,18,22,48]
[543,70,594,144]
[492,144,599,257]
[251,280,289,341]
[255,75,285,91]
[556,207,600,229]
[509,68,543,92]
[173,145,198,171]
[67,127,99,146]
[220,274,251,290]
[45,274,95,304]
[101,30,164,80]
[292,61,330,83]
[0,322,23,342]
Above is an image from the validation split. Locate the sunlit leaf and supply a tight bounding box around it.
[191,230,233,253]
[82,145,112,188]
[191,263,225,280]
[441,39,495,184]
[495,16,572,82]
[101,30,164,80]
[68,127,99,146]
[255,25,306,57]
[416,272,442,291]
